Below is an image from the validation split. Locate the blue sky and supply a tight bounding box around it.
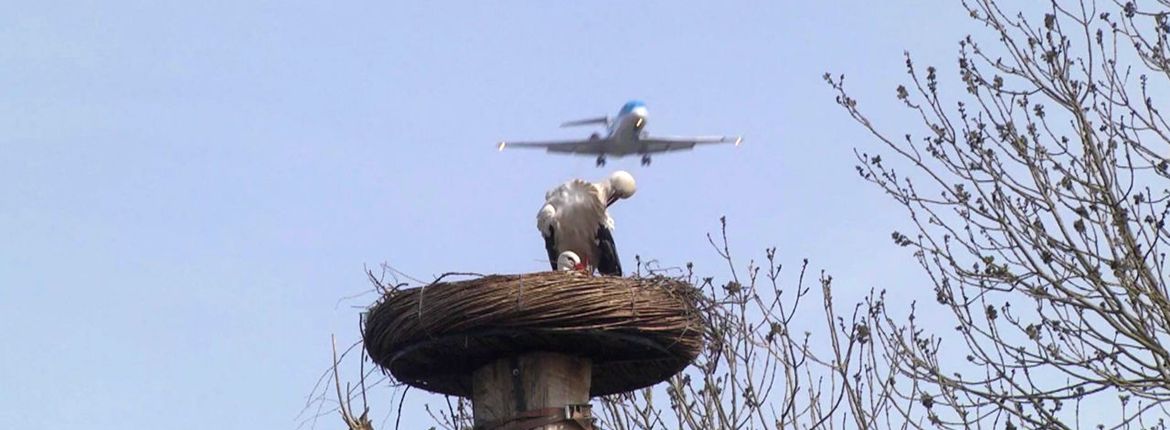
[2,1,976,428]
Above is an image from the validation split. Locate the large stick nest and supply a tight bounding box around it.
[363,271,705,397]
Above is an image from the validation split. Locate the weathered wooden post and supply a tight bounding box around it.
[362,271,704,429]
[472,353,592,429]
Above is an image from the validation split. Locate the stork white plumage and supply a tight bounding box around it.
[537,171,636,276]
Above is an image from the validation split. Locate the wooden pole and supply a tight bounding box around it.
[471,352,592,429]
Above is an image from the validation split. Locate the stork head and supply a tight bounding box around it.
[604,170,637,206]
[556,251,582,271]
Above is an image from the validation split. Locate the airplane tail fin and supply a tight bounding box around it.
[560,116,610,128]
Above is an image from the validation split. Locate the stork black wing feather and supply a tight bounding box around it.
[595,225,622,276]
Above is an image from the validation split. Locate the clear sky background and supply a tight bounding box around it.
[2,1,983,428]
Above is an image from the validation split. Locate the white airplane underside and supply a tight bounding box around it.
[499,100,741,167]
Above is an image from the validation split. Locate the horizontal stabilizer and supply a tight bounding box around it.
[560,116,609,128]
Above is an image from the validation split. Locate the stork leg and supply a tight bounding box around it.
[595,225,622,276]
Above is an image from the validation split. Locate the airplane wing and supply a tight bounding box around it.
[498,138,608,154]
[639,135,742,153]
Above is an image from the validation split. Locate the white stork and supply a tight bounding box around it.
[537,171,636,276]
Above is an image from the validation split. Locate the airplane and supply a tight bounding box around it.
[497,100,742,167]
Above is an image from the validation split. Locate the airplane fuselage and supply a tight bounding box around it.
[599,101,649,157]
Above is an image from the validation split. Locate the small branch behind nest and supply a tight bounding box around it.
[332,335,374,430]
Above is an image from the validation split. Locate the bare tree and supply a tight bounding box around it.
[828,0,1170,427]
[595,218,906,430]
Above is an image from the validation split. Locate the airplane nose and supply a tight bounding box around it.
[632,109,648,129]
